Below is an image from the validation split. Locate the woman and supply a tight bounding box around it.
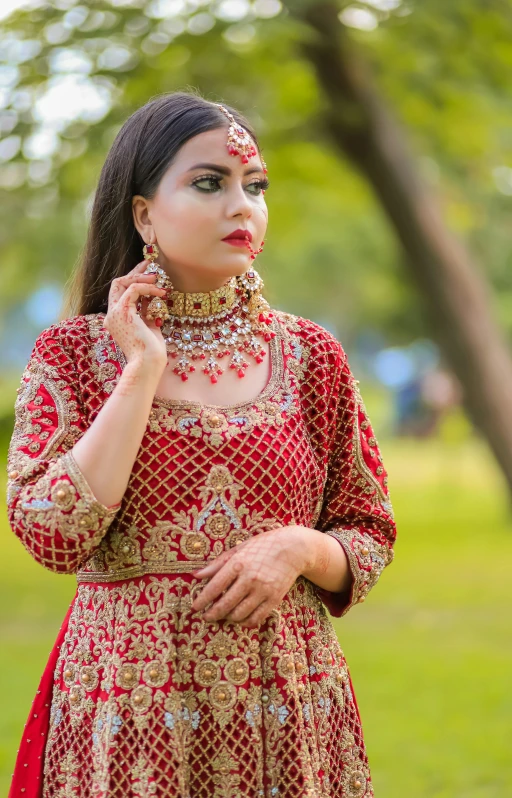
[7,91,396,798]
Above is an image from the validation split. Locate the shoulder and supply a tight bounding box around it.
[273,309,346,369]
[30,313,104,370]
[32,314,103,354]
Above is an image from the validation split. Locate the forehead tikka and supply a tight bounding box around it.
[216,103,267,174]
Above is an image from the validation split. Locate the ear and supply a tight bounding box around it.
[132,194,153,242]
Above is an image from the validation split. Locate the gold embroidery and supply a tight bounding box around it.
[131,755,157,797]
[351,377,394,518]
[43,574,373,797]
[322,528,394,614]
[7,359,82,480]
[6,312,393,797]
[10,451,118,573]
[78,465,282,583]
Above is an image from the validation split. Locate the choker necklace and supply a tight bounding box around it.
[166,278,238,318]
[141,253,275,384]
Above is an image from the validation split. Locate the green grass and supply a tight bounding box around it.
[1,437,511,796]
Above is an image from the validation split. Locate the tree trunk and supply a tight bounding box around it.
[292,0,512,497]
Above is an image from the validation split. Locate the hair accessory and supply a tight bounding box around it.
[216,104,257,164]
[141,242,173,327]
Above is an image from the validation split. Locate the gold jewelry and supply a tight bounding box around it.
[166,279,238,318]
[142,242,173,327]
[162,269,274,384]
[216,103,268,176]
[141,241,273,384]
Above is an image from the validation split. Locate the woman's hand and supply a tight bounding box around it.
[191,526,312,627]
[103,259,168,369]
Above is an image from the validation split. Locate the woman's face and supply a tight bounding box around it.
[132,126,268,292]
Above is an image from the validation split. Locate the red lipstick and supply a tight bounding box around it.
[222,228,252,243]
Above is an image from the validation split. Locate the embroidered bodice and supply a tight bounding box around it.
[7,310,394,612]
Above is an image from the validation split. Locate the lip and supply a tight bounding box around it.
[223,239,249,248]
[222,228,252,242]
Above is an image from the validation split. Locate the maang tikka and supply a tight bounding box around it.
[140,106,272,384]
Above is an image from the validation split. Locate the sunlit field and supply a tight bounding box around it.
[1,435,511,797]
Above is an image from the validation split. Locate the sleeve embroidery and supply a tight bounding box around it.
[314,347,396,617]
[6,326,120,574]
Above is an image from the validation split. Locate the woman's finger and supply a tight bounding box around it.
[237,599,273,628]
[192,558,243,612]
[192,546,239,581]
[201,580,253,622]
[119,282,166,309]
[226,595,266,623]
[109,271,157,304]
[128,259,152,276]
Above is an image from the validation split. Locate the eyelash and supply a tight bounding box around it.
[192,174,270,195]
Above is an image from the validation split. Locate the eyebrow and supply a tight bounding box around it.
[186,162,264,176]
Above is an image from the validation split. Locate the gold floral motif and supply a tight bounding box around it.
[194,660,221,687]
[208,680,237,711]
[67,684,85,710]
[205,512,231,538]
[116,663,140,690]
[143,660,169,689]
[79,665,99,692]
[277,653,296,680]
[55,750,80,798]
[131,685,152,714]
[211,749,242,796]
[206,631,239,661]
[131,755,157,797]
[63,663,76,687]
[180,532,211,560]
[224,657,249,685]
[50,480,76,511]
[78,465,280,582]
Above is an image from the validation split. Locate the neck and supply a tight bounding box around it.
[161,263,237,294]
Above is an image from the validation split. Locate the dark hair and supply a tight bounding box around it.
[64,90,262,317]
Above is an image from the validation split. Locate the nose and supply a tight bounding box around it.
[227,181,252,219]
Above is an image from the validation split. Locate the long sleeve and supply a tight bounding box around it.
[6,322,120,574]
[314,345,396,617]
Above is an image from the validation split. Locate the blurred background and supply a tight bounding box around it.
[1,0,512,795]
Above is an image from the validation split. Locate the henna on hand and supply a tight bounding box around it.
[191,526,311,627]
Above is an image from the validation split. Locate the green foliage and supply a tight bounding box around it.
[1,0,512,344]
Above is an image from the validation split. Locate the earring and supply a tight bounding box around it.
[142,242,173,328]
[236,267,275,341]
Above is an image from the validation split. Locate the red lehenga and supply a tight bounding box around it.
[6,310,396,798]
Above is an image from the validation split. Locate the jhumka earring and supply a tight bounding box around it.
[141,242,173,327]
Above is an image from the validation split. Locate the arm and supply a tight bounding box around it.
[305,345,396,617]
[6,262,168,574]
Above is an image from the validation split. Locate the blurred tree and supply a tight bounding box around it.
[292,0,512,494]
[1,0,512,492]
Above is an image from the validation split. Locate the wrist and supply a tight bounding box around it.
[119,357,166,392]
[288,525,318,573]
